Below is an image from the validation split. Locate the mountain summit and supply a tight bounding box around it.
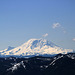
[0,38,73,57]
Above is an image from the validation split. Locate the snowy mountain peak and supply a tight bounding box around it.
[7,46,15,51]
[22,38,56,49]
[0,38,73,57]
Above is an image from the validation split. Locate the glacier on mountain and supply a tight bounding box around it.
[0,38,73,57]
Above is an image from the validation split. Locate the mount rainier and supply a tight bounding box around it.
[0,38,73,57]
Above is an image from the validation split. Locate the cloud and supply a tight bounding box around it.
[63,30,66,33]
[52,22,66,33]
[52,23,61,29]
[42,33,48,37]
[61,26,66,33]
[72,38,75,41]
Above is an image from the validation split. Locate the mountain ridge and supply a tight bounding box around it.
[0,53,75,75]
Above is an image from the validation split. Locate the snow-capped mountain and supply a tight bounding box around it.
[0,38,73,57]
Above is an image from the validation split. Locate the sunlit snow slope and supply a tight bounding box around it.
[0,39,73,57]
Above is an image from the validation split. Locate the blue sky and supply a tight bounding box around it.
[0,0,75,50]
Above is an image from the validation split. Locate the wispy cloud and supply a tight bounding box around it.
[52,23,60,29]
[72,38,75,41]
[52,22,66,33]
[42,33,48,37]
[61,26,66,33]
